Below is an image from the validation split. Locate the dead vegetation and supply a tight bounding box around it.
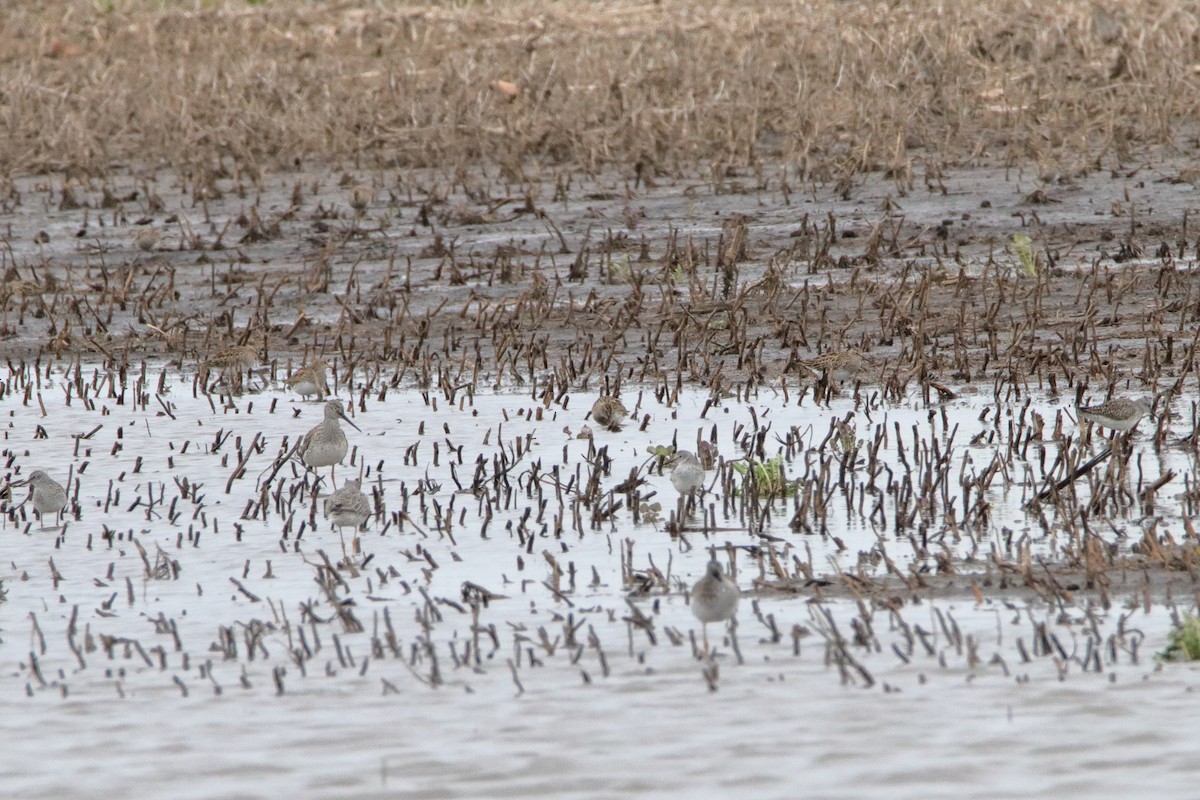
[2,1,1199,177]
[1,1,1200,709]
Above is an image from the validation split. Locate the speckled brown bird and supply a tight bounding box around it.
[1076,397,1151,432]
[286,359,330,401]
[298,399,361,486]
[134,228,160,252]
[202,344,261,392]
[591,396,629,432]
[348,185,373,215]
[324,477,371,560]
[796,350,866,382]
[203,345,258,371]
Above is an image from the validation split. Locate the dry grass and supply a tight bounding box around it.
[3,1,1199,176]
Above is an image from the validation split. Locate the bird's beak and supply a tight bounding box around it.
[9,478,29,488]
[340,410,362,432]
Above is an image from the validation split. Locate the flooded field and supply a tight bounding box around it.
[6,1,1200,797]
[0,367,1197,799]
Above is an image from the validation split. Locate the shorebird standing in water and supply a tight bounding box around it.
[1076,397,1152,433]
[134,228,160,252]
[348,184,373,216]
[10,470,68,530]
[691,558,739,654]
[298,400,360,488]
[667,450,705,497]
[324,478,372,561]
[796,350,865,383]
[202,343,261,393]
[590,396,629,432]
[286,359,330,401]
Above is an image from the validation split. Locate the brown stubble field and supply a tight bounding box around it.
[3,1,1197,176]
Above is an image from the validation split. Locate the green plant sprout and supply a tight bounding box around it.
[1160,615,1200,662]
[609,253,631,283]
[1011,233,1038,277]
[731,455,791,497]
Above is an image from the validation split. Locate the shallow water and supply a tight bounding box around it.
[0,367,1194,798]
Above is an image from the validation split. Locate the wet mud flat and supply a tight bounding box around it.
[3,148,1200,392]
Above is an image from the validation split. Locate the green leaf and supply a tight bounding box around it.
[1012,233,1037,277]
[1161,614,1200,661]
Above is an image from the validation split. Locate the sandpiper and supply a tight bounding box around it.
[324,478,372,560]
[202,343,261,393]
[10,470,68,530]
[691,559,739,653]
[591,396,629,432]
[797,350,865,382]
[286,359,330,401]
[2,278,42,300]
[298,399,360,486]
[667,450,706,497]
[753,355,796,384]
[348,185,373,215]
[134,228,159,252]
[1076,397,1151,433]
